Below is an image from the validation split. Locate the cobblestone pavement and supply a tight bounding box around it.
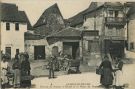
[31,59,135,89]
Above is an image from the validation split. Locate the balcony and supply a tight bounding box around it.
[105,17,126,26]
[103,36,126,40]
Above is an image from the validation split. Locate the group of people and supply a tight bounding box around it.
[48,55,70,79]
[48,54,81,79]
[1,51,31,88]
[98,55,124,89]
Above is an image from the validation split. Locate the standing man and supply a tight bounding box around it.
[12,51,21,88]
[12,58,21,88]
[48,56,55,79]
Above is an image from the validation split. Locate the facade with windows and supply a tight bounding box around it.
[82,2,127,59]
[1,3,27,58]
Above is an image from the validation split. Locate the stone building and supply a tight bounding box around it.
[47,27,82,59]
[64,3,131,65]
[1,3,28,58]
[127,2,135,51]
[83,2,127,59]
[24,3,66,60]
[126,2,135,52]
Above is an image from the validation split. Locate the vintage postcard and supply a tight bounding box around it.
[1,0,135,89]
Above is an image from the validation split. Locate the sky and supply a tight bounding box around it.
[2,0,92,26]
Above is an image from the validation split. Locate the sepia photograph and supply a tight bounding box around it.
[0,0,135,89]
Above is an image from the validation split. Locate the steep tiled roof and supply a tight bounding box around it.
[19,11,32,30]
[47,27,82,38]
[1,3,27,22]
[34,3,64,27]
[84,2,123,15]
[46,27,82,45]
[67,2,98,27]
[83,2,99,15]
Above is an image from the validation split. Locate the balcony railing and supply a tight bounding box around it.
[105,17,126,25]
[103,36,126,40]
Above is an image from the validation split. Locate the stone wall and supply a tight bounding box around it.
[25,39,63,60]
[128,18,135,52]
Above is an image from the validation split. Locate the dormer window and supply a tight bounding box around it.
[15,23,19,31]
[6,23,10,30]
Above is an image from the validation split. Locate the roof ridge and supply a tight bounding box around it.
[47,27,79,37]
[2,3,16,6]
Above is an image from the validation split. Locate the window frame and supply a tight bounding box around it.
[15,23,19,31]
[130,42,134,50]
[6,23,10,31]
[115,10,119,17]
[16,49,19,54]
[108,10,113,17]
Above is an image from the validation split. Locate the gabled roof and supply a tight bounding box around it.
[67,10,87,27]
[33,3,64,28]
[83,2,99,15]
[19,11,32,30]
[84,2,123,15]
[67,2,98,27]
[1,3,27,22]
[47,27,82,38]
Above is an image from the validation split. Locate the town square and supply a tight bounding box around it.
[1,1,135,89]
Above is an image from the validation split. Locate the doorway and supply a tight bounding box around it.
[63,42,79,59]
[34,46,45,60]
[5,47,11,59]
[109,41,124,58]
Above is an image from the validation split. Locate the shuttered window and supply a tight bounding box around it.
[15,23,19,31]
[6,23,10,30]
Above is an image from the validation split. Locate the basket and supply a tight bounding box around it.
[96,68,103,75]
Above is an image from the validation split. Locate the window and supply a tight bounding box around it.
[16,49,19,54]
[130,42,134,50]
[88,41,92,52]
[6,23,10,30]
[15,23,19,31]
[108,26,113,30]
[108,10,113,17]
[115,11,119,17]
[5,47,11,59]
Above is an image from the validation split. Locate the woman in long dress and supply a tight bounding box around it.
[99,55,114,88]
[114,58,124,89]
[20,53,31,88]
[1,57,9,87]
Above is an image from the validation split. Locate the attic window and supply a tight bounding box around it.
[6,23,10,30]
[15,23,19,31]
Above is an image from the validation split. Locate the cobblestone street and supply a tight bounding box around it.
[30,58,135,89]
